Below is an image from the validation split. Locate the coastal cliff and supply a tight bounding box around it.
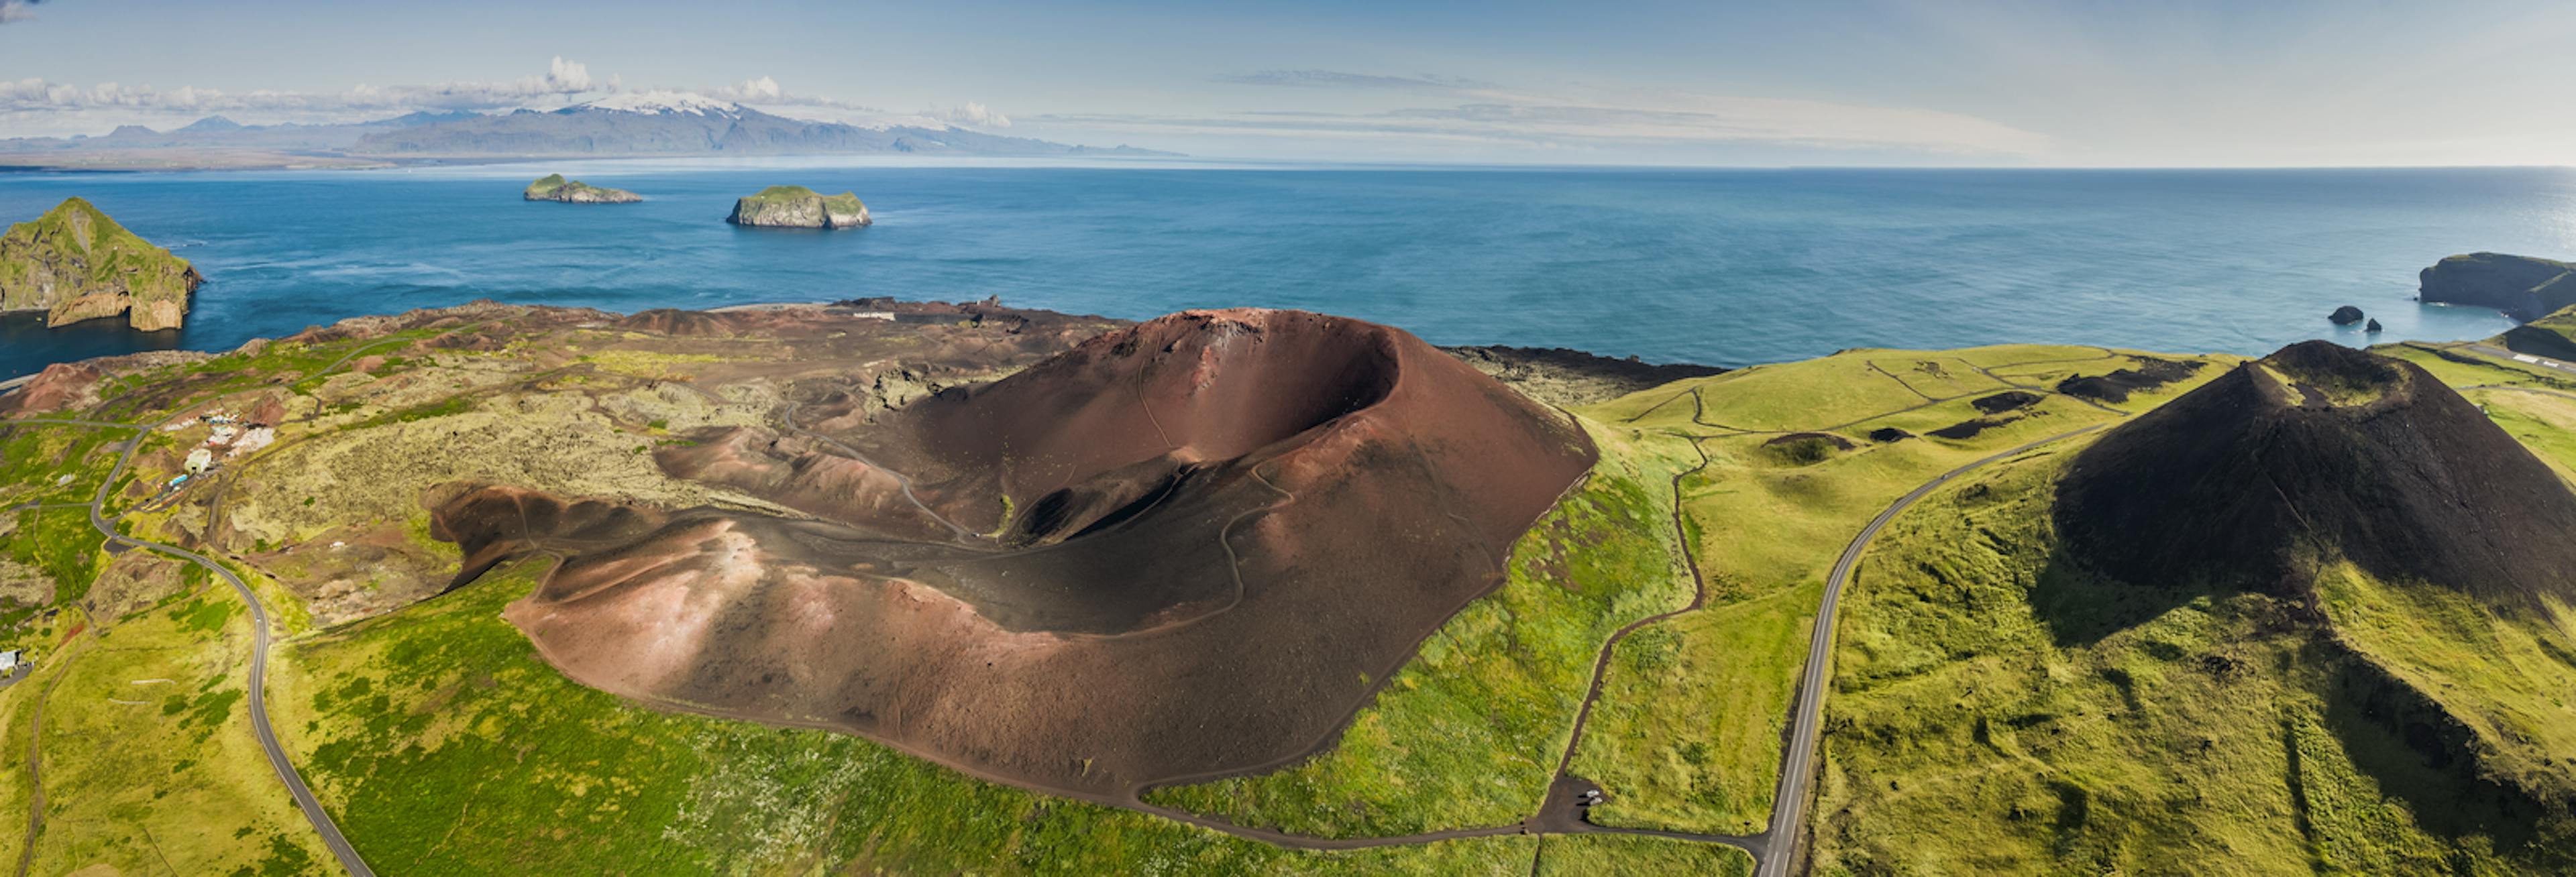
[2418,252,2576,321]
[524,174,641,204]
[0,198,202,331]
[727,185,871,229]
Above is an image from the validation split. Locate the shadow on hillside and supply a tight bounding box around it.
[2314,650,2564,865]
[2025,552,2206,648]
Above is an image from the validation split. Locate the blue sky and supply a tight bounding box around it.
[6,0,2576,166]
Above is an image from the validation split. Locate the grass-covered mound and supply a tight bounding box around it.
[2493,301,2576,361]
[1819,453,2576,875]
[1817,342,2576,874]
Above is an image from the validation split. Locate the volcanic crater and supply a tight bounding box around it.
[433,308,1597,796]
[2053,340,2576,605]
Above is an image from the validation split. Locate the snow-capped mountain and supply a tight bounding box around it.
[566,91,745,117]
[349,91,1167,158]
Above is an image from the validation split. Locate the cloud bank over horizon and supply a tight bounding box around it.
[0,57,2043,163]
[0,57,1034,139]
[9,1,2576,166]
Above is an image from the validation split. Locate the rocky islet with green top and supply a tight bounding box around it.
[523,174,642,204]
[727,185,871,228]
[0,196,203,331]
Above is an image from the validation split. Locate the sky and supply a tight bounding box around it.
[5,0,2576,166]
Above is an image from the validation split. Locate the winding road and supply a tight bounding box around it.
[5,409,380,871]
[0,334,2125,875]
[1750,424,2103,877]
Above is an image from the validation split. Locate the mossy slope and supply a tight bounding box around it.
[0,197,201,330]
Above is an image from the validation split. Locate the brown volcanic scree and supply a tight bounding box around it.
[440,309,1597,797]
[2053,340,2576,605]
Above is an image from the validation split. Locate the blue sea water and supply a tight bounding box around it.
[4,161,2571,381]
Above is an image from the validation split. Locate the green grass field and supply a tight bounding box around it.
[1144,421,1701,836]
[23,331,2575,875]
[1811,441,2570,875]
[1535,833,1753,876]
[1557,345,2236,839]
[0,581,333,876]
[1570,581,1818,835]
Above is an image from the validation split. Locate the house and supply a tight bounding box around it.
[0,650,21,672]
[184,447,215,474]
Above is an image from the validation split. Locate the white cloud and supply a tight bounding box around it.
[712,75,782,103]
[925,102,1012,129]
[0,59,1004,141]
[0,58,625,132]
[545,56,592,92]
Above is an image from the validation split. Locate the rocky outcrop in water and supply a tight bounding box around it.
[726,186,871,229]
[0,197,201,331]
[523,174,641,204]
[2329,305,2365,325]
[2419,252,2576,322]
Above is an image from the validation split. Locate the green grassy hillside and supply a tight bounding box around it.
[1808,355,2576,876]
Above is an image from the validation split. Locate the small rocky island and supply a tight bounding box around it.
[727,185,871,229]
[524,174,641,204]
[0,197,202,331]
[2328,304,2365,325]
[2420,252,2576,321]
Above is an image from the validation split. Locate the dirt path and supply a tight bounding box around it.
[11,639,80,877]
[775,399,980,541]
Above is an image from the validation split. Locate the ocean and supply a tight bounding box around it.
[3,162,2569,381]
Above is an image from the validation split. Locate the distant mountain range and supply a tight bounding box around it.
[349,92,1163,158]
[0,93,1171,170]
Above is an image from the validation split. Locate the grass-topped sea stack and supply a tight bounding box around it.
[2053,339,2576,602]
[0,197,203,331]
[727,184,871,228]
[2418,251,2576,321]
[523,174,641,204]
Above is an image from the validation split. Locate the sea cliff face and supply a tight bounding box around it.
[0,198,201,331]
[727,185,871,229]
[2418,252,2576,322]
[524,174,641,204]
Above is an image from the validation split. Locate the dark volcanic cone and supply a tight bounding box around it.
[458,308,1597,797]
[2053,341,2576,605]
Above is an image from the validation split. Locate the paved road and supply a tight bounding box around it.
[94,526,376,876]
[7,415,376,875]
[2465,343,2576,379]
[1752,424,2104,877]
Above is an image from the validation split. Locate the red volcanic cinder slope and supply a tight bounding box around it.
[465,308,1597,797]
